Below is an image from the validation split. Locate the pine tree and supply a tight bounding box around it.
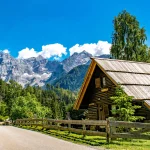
[110,86,144,121]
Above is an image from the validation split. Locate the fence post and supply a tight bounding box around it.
[106,119,110,143]
[82,123,86,136]
[68,122,71,133]
[57,121,60,130]
[42,118,44,128]
[109,118,116,140]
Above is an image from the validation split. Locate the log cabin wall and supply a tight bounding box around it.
[83,65,116,120]
[134,101,150,121]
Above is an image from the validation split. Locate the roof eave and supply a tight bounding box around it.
[73,59,96,110]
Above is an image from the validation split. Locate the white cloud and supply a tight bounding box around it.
[69,41,111,56]
[1,49,10,54]
[18,48,38,59]
[18,43,67,59]
[39,43,67,58]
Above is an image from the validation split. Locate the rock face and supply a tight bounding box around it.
[62,51,92,72]
[0,52,55,87]
[0,51,110,89]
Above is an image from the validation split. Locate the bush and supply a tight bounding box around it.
[0,115,9,122]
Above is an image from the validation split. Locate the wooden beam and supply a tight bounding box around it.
[101,88,109,92]
[110,121,150,128]
[97,104,100,120]
[144,101,150,110]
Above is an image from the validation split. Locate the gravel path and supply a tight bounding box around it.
[0,126,101,150]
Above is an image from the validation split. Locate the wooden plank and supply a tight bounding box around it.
[98,104,100,120]
[43,125,67,131]
[101,88,108,92]
[130,128,150,134]
[16,119,108,126]
[111,133,150,140]
[44,125,107,137]
[110,121,150,128]
[144,100,150,109]
[46,119,107,126]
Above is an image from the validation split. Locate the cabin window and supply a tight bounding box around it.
[101,77,106,88]
[95,78,100,88]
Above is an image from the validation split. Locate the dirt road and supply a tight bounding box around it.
[0,126,99,150]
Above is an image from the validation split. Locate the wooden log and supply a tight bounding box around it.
[106,119,110,143]
[110,121,150,129]
[111,133,150,140]
[43,125,107,137]
[130,128,150,134]
[46,119,107,126]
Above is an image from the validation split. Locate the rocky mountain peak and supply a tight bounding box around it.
[62,51,92,72]
[0,51,13,60]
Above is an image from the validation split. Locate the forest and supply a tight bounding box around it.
[0,79,80,121]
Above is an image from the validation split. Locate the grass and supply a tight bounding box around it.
[16,125,150,150]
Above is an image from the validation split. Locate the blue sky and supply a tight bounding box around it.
[0,0,150,60]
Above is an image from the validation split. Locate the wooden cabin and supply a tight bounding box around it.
[73,58,150,121]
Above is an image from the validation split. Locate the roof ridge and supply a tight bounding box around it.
[91,57,150,65]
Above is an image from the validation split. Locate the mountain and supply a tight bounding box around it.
[62,51,92,72]
[45,51,93,85]
[0,52,60,87]
[0,51,110,90]
[0,52,33,86]
[53,65,89,91]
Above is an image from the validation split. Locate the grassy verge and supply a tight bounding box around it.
[15,125,150,150]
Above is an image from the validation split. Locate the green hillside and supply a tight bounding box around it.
[53,65,89,91]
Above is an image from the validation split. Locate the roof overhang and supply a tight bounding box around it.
[144,100,150,109]
[73,59,96,110]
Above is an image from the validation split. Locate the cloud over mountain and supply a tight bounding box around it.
[69,41,111,56]
[0,49,10,54]
[17,44,67,59]
[17,41,111,59]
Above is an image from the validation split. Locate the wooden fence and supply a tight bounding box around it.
[15,119,150,142]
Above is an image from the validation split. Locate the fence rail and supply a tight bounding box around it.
[15,119,150,142]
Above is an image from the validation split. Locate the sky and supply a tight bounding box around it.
[0,0,150,60]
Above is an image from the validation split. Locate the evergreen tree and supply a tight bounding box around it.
[110,86,144,121]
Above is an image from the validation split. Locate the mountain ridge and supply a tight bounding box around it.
[0,51,110,90]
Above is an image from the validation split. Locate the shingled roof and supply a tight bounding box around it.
[74,58,150,110]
